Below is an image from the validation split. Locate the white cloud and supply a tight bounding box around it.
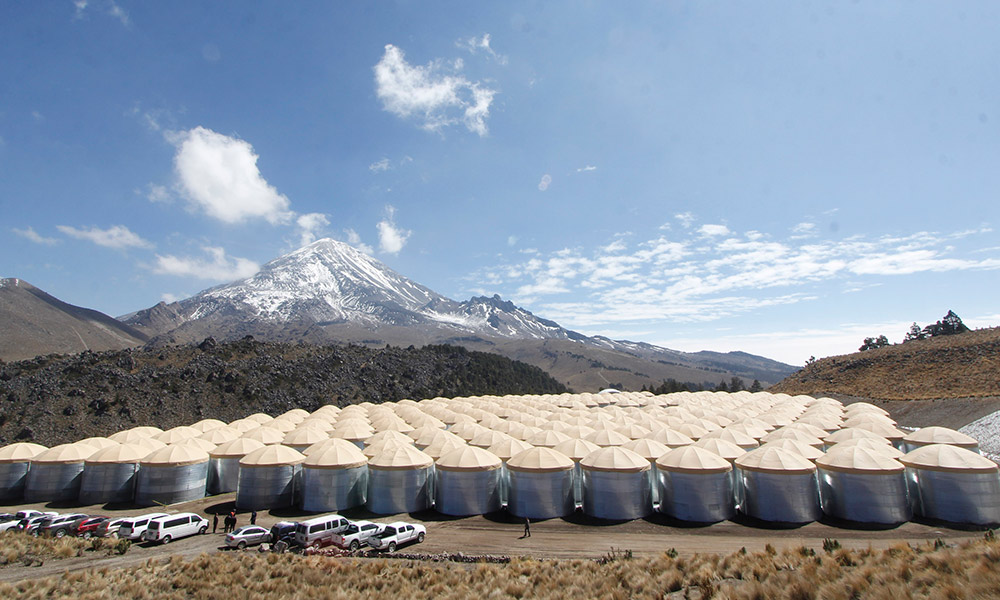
[376,205,411,255]
[153,247,259,281]
[507,235,518,246]
[146,183,171,203]
[675,212,695,229]
[791,222,817,238]
[73,0,87,18]
[345,229,374,255]
[171,126,292,225]
[538,174,552,191]
[576,165,597,173]
[698,224,730,237]
[296,213,330,247]
[369,158,391,173]
[161,292,183,303]
[57,225,153,249]
[457,33,508,65]
[13,227,59,246]
[108,0,128,26]
[373,44,497,136]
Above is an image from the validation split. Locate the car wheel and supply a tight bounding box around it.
[237,541,246,550]
[387,542,396,553]
[162,535,171,544]
[350,540,359,551]
[83,532,92,539]
[199,526,207,535]
[55,529,66,538]
[417,532,425,543]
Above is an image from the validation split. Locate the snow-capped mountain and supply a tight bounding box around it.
[123,238,581,341]
[121,238,797,388]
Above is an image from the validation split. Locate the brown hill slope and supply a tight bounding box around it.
[0,278,147,361]
[772,327,1000,400]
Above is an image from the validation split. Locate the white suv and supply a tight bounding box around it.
[118,513,168,541]
[143,513,209,544]
[368,522,425,552]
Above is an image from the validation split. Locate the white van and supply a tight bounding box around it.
[143,513,209,544]
[293,514,350,548]
[118,512,168,541]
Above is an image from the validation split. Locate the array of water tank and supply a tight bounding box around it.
[1,391,998,527]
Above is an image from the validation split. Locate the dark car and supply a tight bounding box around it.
[71,516,109,538]
[38,513,88,537]
[269,521,297,545]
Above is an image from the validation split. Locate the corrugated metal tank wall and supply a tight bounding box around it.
[506,469,576,519]
[366,466,432,514]
[235,464,301,510]
[24,462,84,503]
[906,469,1000,525]
[434,467,502,516]
[736,470,821,523]
[300,465,368,512]
[657,470,735,523]
[134,462,209,506]
[581,469,652,520]
[78,462,139,505]
[0,462,31,502]
[818,470,911,524]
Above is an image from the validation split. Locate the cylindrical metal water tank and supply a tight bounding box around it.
[300,439,369,512]
[656,446,734,523]
[0,442,47,502]
[735,446,820,524]
[135,444,209,506]
[900,444,1000,526]
[506,447,575,519]
[79,443,150,505]
[816,446,910,524]
[581,447,652,521]
[236,445,305,510]
[366,445,434,515]
[208,438,265,495]
[434,446,502,516]
[25,443,96,503]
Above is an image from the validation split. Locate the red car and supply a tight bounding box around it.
[71,516,109,538]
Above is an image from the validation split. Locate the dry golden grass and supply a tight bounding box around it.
[3,535,1000,599]
[0,531,91,566]
[772,327,1000,400]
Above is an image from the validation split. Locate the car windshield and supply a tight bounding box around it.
[343,524,359,534]
[378,527,396,538]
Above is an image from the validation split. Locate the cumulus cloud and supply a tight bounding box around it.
[153,246,259,281]
[296,213,330,246]
[374,44,497,136]
[344,229,374,255]
[457,33,508,65]
[376,205,411,255]
[57,225,153,250]
[698,224,730,237]
[171,126,292,225]
[538,174,552,191]
[13,227,59,246]
[675,212,695,229]
[145,183,171,203]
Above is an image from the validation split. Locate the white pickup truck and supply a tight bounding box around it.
[367,522,425,552]
[329,520,386,551]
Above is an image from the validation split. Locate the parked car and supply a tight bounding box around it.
[269,521,297,545]
[0,515,23,533]
[71,516,109,538]
[225,525,271,549]
[329,520,386,551]
[367,522,426,552]
[143,513,209,544]
[14,512,58,534]
[14,510,45,520]
[38,513,88,537]
[118,513,168,541]
[293,514,350,548]
[95,517,129,538]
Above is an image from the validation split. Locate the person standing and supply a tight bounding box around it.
[523,517,530,538]
[250,510,257,525]
[212,514,219,534]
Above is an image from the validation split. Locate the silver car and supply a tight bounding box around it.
[225,525,271,549]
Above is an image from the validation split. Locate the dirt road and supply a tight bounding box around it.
[0,492,985,583]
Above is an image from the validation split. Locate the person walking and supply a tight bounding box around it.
[212,514,218,534]
[250,510,257,525]
[229,510,237,533]
[523,517,531,538]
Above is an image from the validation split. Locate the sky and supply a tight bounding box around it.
[2,2,1000,366]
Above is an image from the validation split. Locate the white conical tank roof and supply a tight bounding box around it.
[32,442,96,463]
[282,428,329,447]
[179,437,217,452]
[818,445,904,474]
[900,444,998,473]
[506,447,574,472]
[241,426,285,445]
[239,444,306,467]
[76,437,118,450]
[692,438,746,462]
[436,446,502,471]
[0,442,47,463]
[902,426,979,449]
[735,446,816,474]
[367,444,433,470]
[198,427,241,445]
[210,438,266,458]
[191,419,228,433]
[141,444,209,467]
[486,438,534,462]
[621,438,671,462]
[760,439,824,461]
[85,442,151,464]
[823,428,891,446]
[656,445,733,474]
[829,438,904,458]
[303,439,368,469]
[580,446,650,473]
[551,438,600,462]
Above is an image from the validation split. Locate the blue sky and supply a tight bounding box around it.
[3,1,999,365]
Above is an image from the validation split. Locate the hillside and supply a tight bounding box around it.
[772,327,1000,400]
[0,338,567,447]
[0,278,147,361]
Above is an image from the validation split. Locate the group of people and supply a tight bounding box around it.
[212,510,258,534]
